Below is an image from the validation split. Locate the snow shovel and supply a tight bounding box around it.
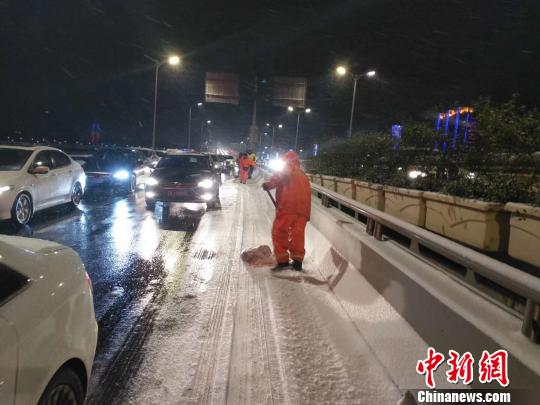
[265,189,276,207]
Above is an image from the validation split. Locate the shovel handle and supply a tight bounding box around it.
[265,189,276,207]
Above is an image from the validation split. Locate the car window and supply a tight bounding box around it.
[50,151,71,168]
[72,156,99,171]
[33,151,53,169]
[0,264,29,305]
[0,148,33,171]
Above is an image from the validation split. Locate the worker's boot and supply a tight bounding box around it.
[271,262,290,271]
[292,260,302,271]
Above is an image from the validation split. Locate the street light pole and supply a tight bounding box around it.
[151,64,160,150]
[336,66,376,139]
[289,107,310,152]
[348,76,358,139]
[150,55,180,150]
[188,104,193,149]
[187,102,202,149]
[294,112,301,152]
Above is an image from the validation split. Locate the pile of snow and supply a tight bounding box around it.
[240,244,276,266]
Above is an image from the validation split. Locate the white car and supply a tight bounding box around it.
[0,235,97,405]
[0,145,86,226]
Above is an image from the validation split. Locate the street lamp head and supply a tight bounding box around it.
[305,108,312,114]
[197,102,203,106]
[336,66,347,76]
[266,123,270,127]
[366,70,376,77]
[168,55,180,65]
[278,124,283,128]
[287,106,294,112]
[207,120,211,124]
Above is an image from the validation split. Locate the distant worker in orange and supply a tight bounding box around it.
[239,153,254,184]
[262,151,311,271]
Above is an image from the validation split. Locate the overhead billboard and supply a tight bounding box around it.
[272,76,307,108]
[205,72,240,105]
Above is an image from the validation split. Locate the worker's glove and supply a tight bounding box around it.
[262,182,270,191]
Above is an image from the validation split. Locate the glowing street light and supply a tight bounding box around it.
[168,55,180,65]
[265,122,284,149]
[335,65,376,138]
[151,54,181,150]
[207,120,212,124]
[288,107,312,152]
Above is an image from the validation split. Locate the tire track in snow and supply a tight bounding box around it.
[227,187,290,404]
[226,183,290,405]
[186,192,244,404]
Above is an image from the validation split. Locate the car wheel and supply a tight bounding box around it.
[11,193,33,226]
[37,367,85,405]
[208,196,221,210]
[71,182,83,207]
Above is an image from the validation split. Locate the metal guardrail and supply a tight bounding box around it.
[311,182,540,343]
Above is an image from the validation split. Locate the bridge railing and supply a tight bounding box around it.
[311,182,540,343]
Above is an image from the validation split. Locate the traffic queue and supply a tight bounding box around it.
[0,143,236,405]
[0,143,236,227]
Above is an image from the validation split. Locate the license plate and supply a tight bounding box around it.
[166,190,186,197]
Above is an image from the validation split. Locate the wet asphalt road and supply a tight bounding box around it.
[0,186,205,403]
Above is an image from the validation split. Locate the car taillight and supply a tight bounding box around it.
[85,272,93,295]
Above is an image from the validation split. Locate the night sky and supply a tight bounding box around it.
[1,0,538,150]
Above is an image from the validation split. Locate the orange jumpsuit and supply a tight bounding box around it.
[264,153,311,264]
[239,156,254,184]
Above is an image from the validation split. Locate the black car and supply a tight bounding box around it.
[145,153,220,210]
[70,148,151,193]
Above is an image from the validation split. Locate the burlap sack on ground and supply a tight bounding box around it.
[240,245,276,266]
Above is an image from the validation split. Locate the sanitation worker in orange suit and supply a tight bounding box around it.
[239,153,254,184]
[262,151,311,271]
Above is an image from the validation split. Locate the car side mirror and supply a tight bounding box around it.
[30,165,50,174]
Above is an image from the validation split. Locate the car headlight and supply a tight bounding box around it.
[113,170,130,180]
[0,185,14,194]
[146,177,159,186]
[269,159,285,172]
[197,179,214,189]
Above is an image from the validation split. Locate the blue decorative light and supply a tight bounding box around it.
[391,124,402,150]
[462,112,470,145]
[451,107,461,150]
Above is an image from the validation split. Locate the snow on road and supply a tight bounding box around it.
[123,178,404,405]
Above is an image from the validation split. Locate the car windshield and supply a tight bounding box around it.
[157,155,210,171]
[210,154,225,162]
[0,148,33,171]
[95,150,138,171]
[72,156,99,171]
